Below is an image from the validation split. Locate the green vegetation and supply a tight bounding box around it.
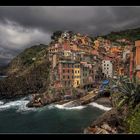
[7,44,48,75]
[111,76,140,108]
[102,27,140,42]
[125,104,140,133]
[110,76,140,133]
[19,44,48,66]
[0,44,51,98]
[51,31,63,41]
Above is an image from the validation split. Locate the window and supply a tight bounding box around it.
[63,76,65,79]
[65,81,67,86]
[68,70,70,73]
[68,76,70,79]
[72,76,74,79]
[72,70,74,73]
[107,67,109,69]
[104,64,106,66]
[75,70,77,73]
[77,81,79,85]
[78,71,79,73]
[68,64,71,68]
[107,64,109,66]
[63,69,65,73]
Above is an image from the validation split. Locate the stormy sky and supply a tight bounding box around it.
[0,6,140,66]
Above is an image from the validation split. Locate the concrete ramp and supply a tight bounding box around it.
[62,90,98,107]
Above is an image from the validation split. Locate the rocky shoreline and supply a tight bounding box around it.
[27,89,100,108]
[84,107,126,134]
[83,94,130,134]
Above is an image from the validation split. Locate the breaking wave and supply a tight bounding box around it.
[0,98,36,112]
[48,104,86,110]
[0,97,111,112]
[89,102,112,111]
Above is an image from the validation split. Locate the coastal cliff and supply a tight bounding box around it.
[0,44,51,99]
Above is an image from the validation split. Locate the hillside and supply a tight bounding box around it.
[7,44,48,76]
[102,27,140,43]
[0,44,51,99]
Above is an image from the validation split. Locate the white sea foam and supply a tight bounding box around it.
[89,102,112,111]
[0,98,36,112]
[55,104,86,110]
[48,103,86,110]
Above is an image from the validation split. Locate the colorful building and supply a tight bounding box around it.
[73,63,81,87]
[80,62,94,86]
[102,60,113,78]
[58,60,75,87]
[135,40,140,82]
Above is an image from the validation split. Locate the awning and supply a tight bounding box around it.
[102,80,109,85]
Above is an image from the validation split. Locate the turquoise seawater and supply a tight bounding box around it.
[0,98,104,133]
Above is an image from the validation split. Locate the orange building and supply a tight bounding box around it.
[135,41,140,81]
[110,47,121,54]
[119,67,124,76]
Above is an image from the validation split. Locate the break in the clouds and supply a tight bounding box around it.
[0,6,140,66]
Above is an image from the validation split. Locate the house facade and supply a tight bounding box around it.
[102,60,113,78]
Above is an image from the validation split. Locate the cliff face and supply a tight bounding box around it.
[7,44,48,76]
[0,44,51,98]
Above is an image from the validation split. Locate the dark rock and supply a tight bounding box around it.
[90,108,118,127]
[85,106,127,134]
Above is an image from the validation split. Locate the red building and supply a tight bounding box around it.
[58,60,75,87]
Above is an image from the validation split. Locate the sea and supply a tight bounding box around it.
[0,76,111,133]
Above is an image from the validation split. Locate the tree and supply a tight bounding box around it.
[51,31,63,40]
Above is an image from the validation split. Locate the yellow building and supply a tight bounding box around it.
[94,40,100,50]
[64,50,72,57]
[73,63,81,87]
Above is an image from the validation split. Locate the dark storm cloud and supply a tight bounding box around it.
[0,6,140,65]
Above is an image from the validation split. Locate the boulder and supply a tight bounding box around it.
[101,123,112,132]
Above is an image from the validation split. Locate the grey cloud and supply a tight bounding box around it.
[0,6,140,66]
